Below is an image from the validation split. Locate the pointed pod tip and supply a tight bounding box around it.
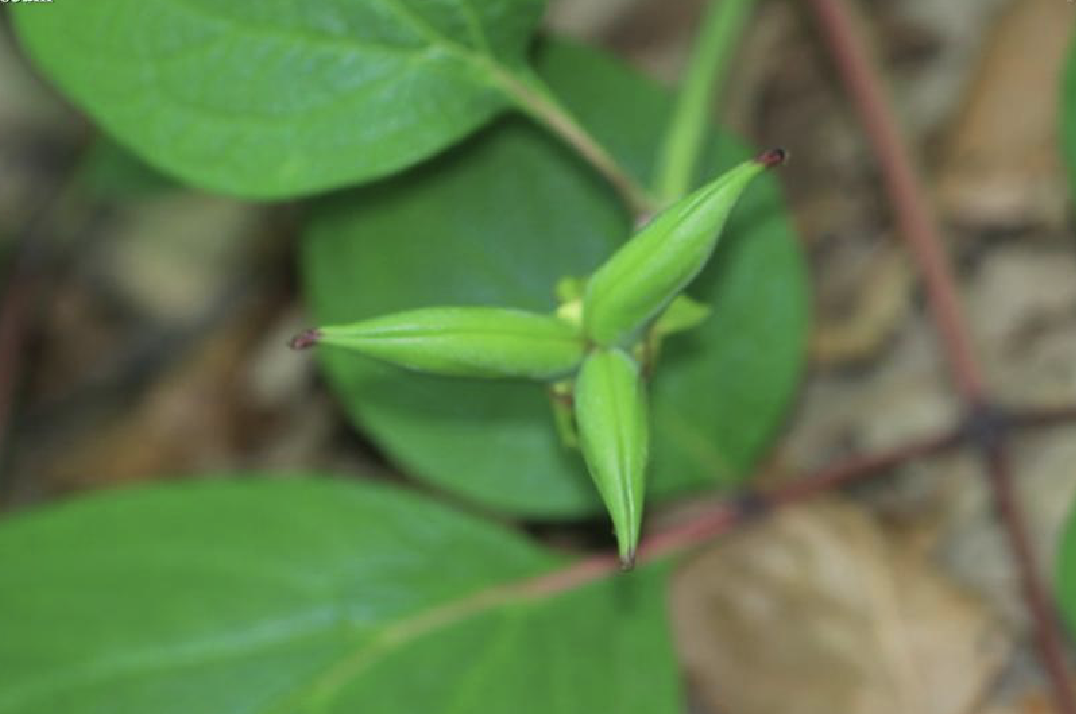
[288,328,322,350]
[619,549,637,571]
[755,147,788,169]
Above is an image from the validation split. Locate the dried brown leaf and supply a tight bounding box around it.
[671,500,1009,714]
[938,0,1071,230]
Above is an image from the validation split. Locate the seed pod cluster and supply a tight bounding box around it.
[292,151,785,568]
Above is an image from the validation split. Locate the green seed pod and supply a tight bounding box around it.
[290,307,585,380]
[584,150,785,346]
[574,348,649,567]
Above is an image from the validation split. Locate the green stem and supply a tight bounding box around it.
[490,66,656,218]
[655,0,756,202]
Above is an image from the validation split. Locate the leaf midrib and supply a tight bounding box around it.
[277,581,527,712]
[0,607,341,713]
[2,563,577,714]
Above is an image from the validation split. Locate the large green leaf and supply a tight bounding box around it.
[11,0,544,198]
[302,40,809,516]
[0,477,680,714]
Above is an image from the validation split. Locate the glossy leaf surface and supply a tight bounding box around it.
[12,0,544,197]
[0,478,681,714]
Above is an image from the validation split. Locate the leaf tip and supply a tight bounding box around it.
[755,147,788,168]
[288,328,322,350]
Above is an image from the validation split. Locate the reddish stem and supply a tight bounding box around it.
[803,0,1076,709]
[802,0,985,402]
[1011,404,1076,432]
[982,442,1076,711]
[520,427,962,596]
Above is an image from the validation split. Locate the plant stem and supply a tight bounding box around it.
[803,0,984,402]
[516,397,1076,592]
[1011,403,1076,431]
[655,0,756,202]
[804,0,1076,710]
[982,440,1076,710]
[491,66,656,218]
[519,426,963,597]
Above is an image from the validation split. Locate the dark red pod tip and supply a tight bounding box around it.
[288,328,322,350]
[755,147,788,168]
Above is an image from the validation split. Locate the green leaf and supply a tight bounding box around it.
[297,307,585,379]
[1061,41,1076,200]
[0,478,682,714]
[302,40,809,516]
[11,0,544,198]
[583,156,774,346]
[575,349,649,566]
[1057,498,1076,636]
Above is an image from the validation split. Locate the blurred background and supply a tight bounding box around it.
[1,1,1075,712]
